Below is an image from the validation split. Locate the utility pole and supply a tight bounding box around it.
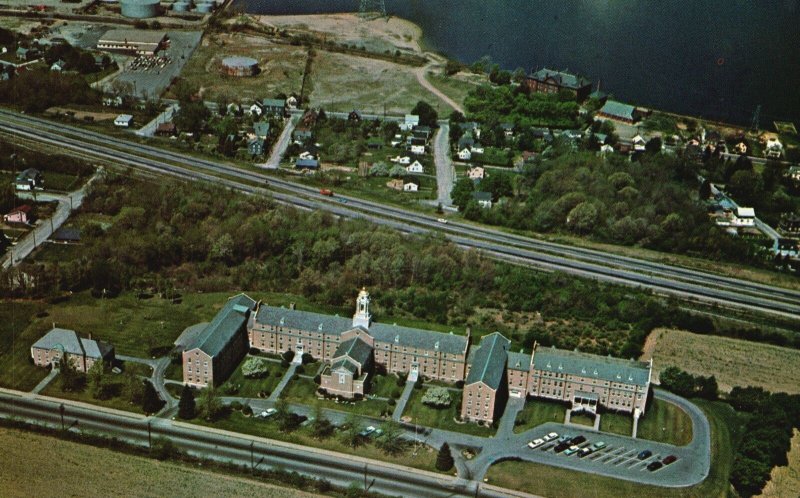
[147,420,152,449]
[250,441,254,473]
[59,403,65,431]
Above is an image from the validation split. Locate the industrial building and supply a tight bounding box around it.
[97,29,168,55]
[220,56,259,77]
[120,0,160,18]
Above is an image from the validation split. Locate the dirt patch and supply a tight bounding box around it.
[45,107,117,121]
[641,328,800,394]
[757,429,800,498]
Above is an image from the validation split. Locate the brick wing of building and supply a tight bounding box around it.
[525,68,592,101]
[31,328,115,373]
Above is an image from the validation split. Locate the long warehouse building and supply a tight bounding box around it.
[97,29,168,56]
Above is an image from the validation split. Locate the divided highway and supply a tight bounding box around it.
[2,109,800,320]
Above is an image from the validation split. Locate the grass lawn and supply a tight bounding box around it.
[281,376,390,419]
[165,361,184,382]
[0,427,317,498]
[425,71,487,110]
[369,373,403,399]
[486,400,747,498]
[0,301,50,391]
[165,382,184,398]
[401,386,495,437]
[219,356,286,398]
[599,397,693,446]
[193,411,442,474]
[40,376,143,414]
[513,399,567,434]
[43,171,81,191]
[571,413,595,427]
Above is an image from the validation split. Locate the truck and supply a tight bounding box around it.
[320,189,334,196]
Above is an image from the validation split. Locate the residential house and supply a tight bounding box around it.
[114,114,134,127]
[597,100,640,124]
[500,122,515,137]
[253,121,270,140]
[293,128,313,142]
[367,137,384,150]
[632,134,647,152]
[348,110,362,122]
[247,138,266,156]
[386,178,404,190]
[733,142,748,155]
[789,166,800,183]
[52,226,81,244]
[390,156,411,165]
[780,213,800,235]
[525,68,592,101]
[521,151,538,163]
[406,160,424,174]
[286,95,298,109]
[413,126,432,141]
[776,238,799,258]
[403,178,419,192]
[473,191,492,209]
[31,328,115,373]
[15,168,43,191]
[295,158,320,170]
[4,205,33,224]
[260,98,286,117]
[410,144,425,155]
[731,207,756,227]
[531,127,553,143]
[16,47,40,61]
[765,138,784,159]
[50,59,66,71]
[467,166,485,180]
[458,133,475,151]
[248,102,263,117]
[458,148,472,161]
[226,103,242,116]
[460,333,511,424]
[458,122,481,138]
[103,96,123,107]
[400,114,419,131]
[177,294,257,387]
[599,144,615,155]
[155,122,177,137]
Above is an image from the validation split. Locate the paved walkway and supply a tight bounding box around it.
[433,123,455,207]
[118,354,175,414]
[260,116,297,169]
[135,103,178,137]
[496,396,525,437]
[391,380,417,421]
[268,363,297,402]
[30,368,59,394]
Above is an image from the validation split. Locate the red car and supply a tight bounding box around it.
[662,455,678,465]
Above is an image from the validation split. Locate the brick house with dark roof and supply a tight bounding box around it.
[461,333,511,424]
[525,68,592,101]
[31,328,115,373]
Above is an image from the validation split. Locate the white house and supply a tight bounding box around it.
[403,180,419,192]
[467,166,484,180]
[732,207,756,227]
[458,148,472,161]
[472,146,485,154]
[632,134,646,152]
[50,59,66,71]
[765,138,784,159]
[248,103,263,117]
[473,191,492,209]
[400,114,419,131]
[114,114,134,127]
[410,144,425,155]
[406,160,424,174]
[286,95,298,109]
[599,144,615,155]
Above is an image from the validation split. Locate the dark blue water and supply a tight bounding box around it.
[235,0,800,126]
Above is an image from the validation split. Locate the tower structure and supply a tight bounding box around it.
[352,288,372,329]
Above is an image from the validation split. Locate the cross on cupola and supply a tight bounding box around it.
[352,288,372,329]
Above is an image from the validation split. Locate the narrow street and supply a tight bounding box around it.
[433,123,456,207]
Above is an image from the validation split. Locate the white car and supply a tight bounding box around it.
[527,438,545,449]
[543,432,558,442]
[437,218,448,224]
[359,425,376,437]
[256,408,277,419]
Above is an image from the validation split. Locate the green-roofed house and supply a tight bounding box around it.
[597,100,641,124]
[529,342,652,417]
[461,332,512,424]
[180,294,257,387]
[525,68,592,101]
[260,98,286,117]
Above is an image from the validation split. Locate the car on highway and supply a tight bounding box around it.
[638,449,653,460]
[359,426,376,437]
[563,445,581,456]
[662,455,678,465]
[647,461,663,471]
[339,198,348,203]
[437,218,448,223]
[543,432,558,442]
[528,438,545,449]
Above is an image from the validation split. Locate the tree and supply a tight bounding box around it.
[58,354,81,392]
[699,179,712,200]
[436,442,454,471]
[566,202,599,235]
[198,386,224,421]
[444,60,461,76]
[141,379,164,414]
[369,162,389,176]
[122,368,145,405]
[87,360,106,399]
[341,413,363,448]
[512,67,527,83]
[174,101,210,134]
[411,100,438,128]
[178,384,196,419]
[241,356,270,378]
[377,420,405,455]
[172,79,199,104]
[451,178,475,211]
[421,387,452,408]
[310,405,334,439]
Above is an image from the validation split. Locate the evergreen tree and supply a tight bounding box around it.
[436,442,454,471]
[87,361,106,399]
[121,368,145,405]
[141,380,164,414]
[177,384,196,419]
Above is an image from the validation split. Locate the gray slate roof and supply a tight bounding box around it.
[473,191,492,202]
[507,351,531,371]
[186,294,256,357]
[465,333,510,389]
[529,68,590,89]
[261,98,286,109]
[333,336,373,366]
[32,328,112,359]
[599,100,636,121]
[532,345,651,387]
[254,306,468,355]
[331,359,357,374]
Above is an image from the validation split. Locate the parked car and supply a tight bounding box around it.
[557,434,573,443]
[578,447,592,458]
[638,450,653,460]
[541,443,555,451]
[563,445,581,456]
[370,428,384,438]
[256,408,277,419]
[571,435,587,445]
[543,432,559,442]
[359,425,376,437]
[662,455,678,465]
[590,441,607,451]
[528,438,545,449]
[553,442,570,453]
[647,461,663,471]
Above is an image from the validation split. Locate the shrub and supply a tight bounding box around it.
[422,387,452,408]
[313,374,321,385]
[295,365,305,375]
[388,398,396,406]
[151,437,180,461]
[241,356,270,378]
[282,350,295,363]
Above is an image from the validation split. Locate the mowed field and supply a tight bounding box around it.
[757,429,800,498]
[0,428,319,498]
[179,33,307,102]
[641,329,800,394]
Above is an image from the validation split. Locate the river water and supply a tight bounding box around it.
[235,0,800,126]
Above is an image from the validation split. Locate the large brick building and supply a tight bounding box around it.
[180,291,653,424]
[525,68,592,101]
